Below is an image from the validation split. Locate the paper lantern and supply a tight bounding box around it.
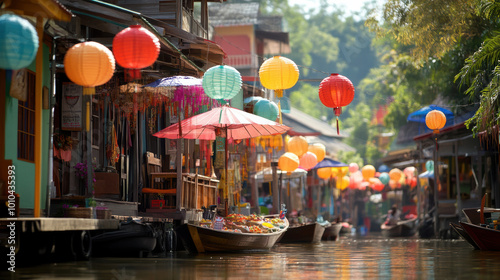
[338,176,350,190]
[425,110,446,133]
[64,42,115,95]
[379,172,390,185]
[299,152,318,171]
[349,171,363,189]
[378,164,390,173]
[287,136,308,157]
[203,65,242,102]
[253,99,279,121]
[317,167,332,179]
[361,165,376,180]
[369,178,385,192]
[0,14,38,70]
[389,168,402,182]
[259,56,299,98]
[319,73,355,134]
[278,152,300,173]
[425,160,434,172]
[336,166,349,177]
[308,143,326,162]
[348,163,359,173]
[113,25,160,80]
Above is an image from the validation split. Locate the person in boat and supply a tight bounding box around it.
[385,205,401,226]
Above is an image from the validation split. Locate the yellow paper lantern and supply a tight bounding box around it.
[361,165,376,180]
[335,166,349,177]
[425,110,446,134]
[287,136,308,157]
[330,168,339,177]
[64,41,115,95]
[278,152,300,173]
[259,56,299,98]
[338,176,350,190]
[317,167,332,179]
[308,143,326,162]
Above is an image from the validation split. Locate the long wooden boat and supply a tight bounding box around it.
[459,221,500,251]
[180,215,288,253]
[322,223,343,241]
[381,218,418,238]
[450,222,480,250]
[279,222,325,243]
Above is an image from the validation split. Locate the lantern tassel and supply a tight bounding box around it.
[275,89,283,98]
[336,116,339,135]
[83,87,95,96]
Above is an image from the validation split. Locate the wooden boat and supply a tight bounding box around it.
[322,223,343,241]
[279,222,325,243]
[450,222,480,250]
[459,222,500,251]
[179,215,288,253]
[92,219,157,257]
[339,222,353,235]
[381,217,418,238]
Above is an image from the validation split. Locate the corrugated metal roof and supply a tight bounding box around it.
[208,2,259,26]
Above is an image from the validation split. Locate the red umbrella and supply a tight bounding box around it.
[153,105,290,140]
[153,104,290,215]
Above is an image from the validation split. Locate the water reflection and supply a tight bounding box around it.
[5,234,500,280]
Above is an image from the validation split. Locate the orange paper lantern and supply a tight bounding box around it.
[299,152,318,171]
[113,25,160,80]
[317,167,332,179]
[278,152,300,173]
[389,168,402,182]
[319,73,355,134]
[259,56,299,98]
[64,41,115,95]
[287,136,308,157]
[361,165,376,180]
[308,143,326,162]
[425,110,446,133]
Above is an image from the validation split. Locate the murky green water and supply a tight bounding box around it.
[3,234,500,280]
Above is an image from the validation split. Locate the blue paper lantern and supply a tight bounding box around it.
[425,160,434,172]
[253,99,279,121]
[0,14,38,70]
[202,65,242,102]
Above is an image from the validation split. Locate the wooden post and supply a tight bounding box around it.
[34,17,44,217]
[271,161,279,214]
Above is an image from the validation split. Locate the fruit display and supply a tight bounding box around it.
[199,213,286,234]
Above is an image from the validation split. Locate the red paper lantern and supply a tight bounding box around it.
[113,25,160,81]
[319,73,355,134]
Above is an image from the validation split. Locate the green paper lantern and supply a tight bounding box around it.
[0,14,38,70]
[202,65,242,102]
[253,99,279,121]
[425,160,434,172]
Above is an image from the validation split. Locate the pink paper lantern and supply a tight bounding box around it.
[299,152,318,171]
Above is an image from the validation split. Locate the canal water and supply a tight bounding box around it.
[3,234,500,279]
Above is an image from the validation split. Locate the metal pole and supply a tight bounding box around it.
[433,137,440,238]
[454,142,462,218]
[46,37,58,217]
[271,161,279,214]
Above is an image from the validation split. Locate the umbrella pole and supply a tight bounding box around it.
[225,135,229,216]
[176,104,183,211]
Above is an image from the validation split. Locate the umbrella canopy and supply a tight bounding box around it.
[153,105,290,140]
[310,158,348,170]
[407,104,454,123]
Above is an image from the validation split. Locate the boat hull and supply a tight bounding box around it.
[381,218,417,238]
[279,222,325,243]
[459,222,500,251]
[450,222,480,250]
[322,223,342,241]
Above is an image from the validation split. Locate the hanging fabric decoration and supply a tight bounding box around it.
[318,73,355,134]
